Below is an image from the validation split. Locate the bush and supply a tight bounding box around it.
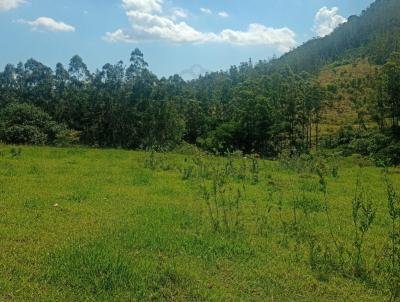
[349,138,371,156]
[337,125,356,145]
[197,122,238,154]
[374,142,400,166]
[321,127,400,166]
[2,125,47,145]
[54,128,81,147]
[366,132,392,154]
[0,102,77,146]
[172,141,202,156]
[321,125,356,149]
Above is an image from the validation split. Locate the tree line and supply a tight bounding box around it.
[0,47,399,159]
[0,49,328,156]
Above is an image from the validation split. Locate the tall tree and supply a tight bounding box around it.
[383,52,400,128]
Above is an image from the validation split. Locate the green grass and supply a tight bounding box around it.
[0,145,399,301]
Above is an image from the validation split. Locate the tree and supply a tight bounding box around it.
[383,52,400,128]
[55,63,69,86]
[69,55,91,84]
[139,100,186,150]
[126,48,148,81]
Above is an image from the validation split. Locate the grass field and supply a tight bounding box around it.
[0,145,400,301]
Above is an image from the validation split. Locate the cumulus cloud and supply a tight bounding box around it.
[121,11,217,43]
[219,24,295,52]
[218,11,229,18]
[17,17,75,32]
[104,28,135,43]
[104,1,296,53]
[0,0,25,11]
[314,6,347,37]
[171,7,187,19]
[122,0,163,13]
[200,7,212,15]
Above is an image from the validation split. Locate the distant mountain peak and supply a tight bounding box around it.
[179,64,209,81]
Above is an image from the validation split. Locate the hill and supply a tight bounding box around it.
[250,0,400,136]
[270,0,400,73]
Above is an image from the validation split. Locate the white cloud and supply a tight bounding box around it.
[124,10,218,43]
[219,24,295,52]
[17,17,75,32]
[104,28,136,43]
[122,0,163,13]
[200,7,212,15]
[104,1,297,53]
[314,6,346,37]
[218,11,229,18]
[0,0,25,11]
[171,8,187,19]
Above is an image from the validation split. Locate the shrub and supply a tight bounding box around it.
[0,102,77,146]
[54,128,81,147]
[349,138,371,156]
[321,126,400,167]
[337,125,357,145]
[197,122,238,154]
[2,125,47,145]
[172,142,202,156]
[375,142,400,166]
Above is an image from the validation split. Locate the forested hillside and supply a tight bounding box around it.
[271,0,400,73]
[0,0,399,164]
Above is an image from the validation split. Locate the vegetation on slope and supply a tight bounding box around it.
[272,0,400,73]
[317,59,379,128]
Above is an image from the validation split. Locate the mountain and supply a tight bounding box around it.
[267,0,400,74]
[209,0,400,131]
[179,65,209,81]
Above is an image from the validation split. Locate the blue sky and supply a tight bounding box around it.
[0,0,375,78]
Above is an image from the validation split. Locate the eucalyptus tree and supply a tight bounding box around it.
[383,52,400,128]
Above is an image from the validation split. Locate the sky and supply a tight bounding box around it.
[0,0,376,79]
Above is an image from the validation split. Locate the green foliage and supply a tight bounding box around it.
[196,122,238,154]
[199,163,245,233]
[249,155,260,185]
[54,128,81,147]
[0,44,329,157]
[140,100,186,151]
[0,103,73,146]
[375,141,400,166]
[382,52,400,128]
[271,0,400,73]
[384,175,400,301]
[2,125,48,145]
[0,103,51,145]
[322,126,400,166]
[352,179,376,277]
